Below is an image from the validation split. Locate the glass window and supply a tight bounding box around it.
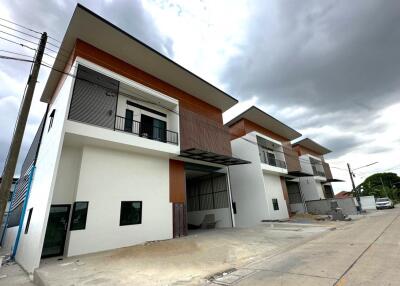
[120,201,142,226]
[70,202,89,231]
[48,109,56,132]
[24,208,33,234]
[272,198,279,211]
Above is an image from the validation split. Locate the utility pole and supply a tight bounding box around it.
[380,177,389,197]
[347,163,362,212]
[0,32,47,228]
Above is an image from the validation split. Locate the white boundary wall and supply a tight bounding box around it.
[360,196,376,210]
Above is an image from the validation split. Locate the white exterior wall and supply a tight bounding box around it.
[229,136,268,227]
[262,173,289,220]
[66,145,172,257]
[15,73,74,273]
[187,208,232,228]
[51,146,82,205]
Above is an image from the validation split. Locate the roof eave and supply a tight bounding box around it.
[225,106,302,141]
[40,4,238,111]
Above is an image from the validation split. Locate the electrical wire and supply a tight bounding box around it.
[0,25,72,62]
[0,17,42,35]
[0,30,39,46]
[0,49,35,59]
[0,54,34,63]
[0,23,42,41]
[0,36,36,51]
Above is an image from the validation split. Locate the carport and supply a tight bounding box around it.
[185,163,233,230]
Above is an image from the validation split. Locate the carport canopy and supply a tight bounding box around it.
[180,148,250,166]
[323,178,345,183]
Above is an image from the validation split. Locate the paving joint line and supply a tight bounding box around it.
[242,267,338,280]
[333,212,400,286]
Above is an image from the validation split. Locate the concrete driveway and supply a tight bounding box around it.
[210,207,400,286]
[32,222,332,285]
[3,209,398,286]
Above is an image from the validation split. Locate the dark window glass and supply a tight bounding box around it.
[124,109,133,132]
[120,201,142,226]
[24,208,33,234]
[70,202,89,230]
[272,198,279,211]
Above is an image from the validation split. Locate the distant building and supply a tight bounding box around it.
[335,191,353,199]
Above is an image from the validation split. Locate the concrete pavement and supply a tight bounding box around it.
[210,208,400,286]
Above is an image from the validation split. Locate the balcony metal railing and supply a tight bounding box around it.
[114,115,179,145]
[259,150,287,169]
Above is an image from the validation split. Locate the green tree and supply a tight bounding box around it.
[360,172,400,201]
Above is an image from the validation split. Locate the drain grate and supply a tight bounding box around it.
[208,268,257,285]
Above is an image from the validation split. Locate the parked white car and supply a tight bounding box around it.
[375,197,394,209]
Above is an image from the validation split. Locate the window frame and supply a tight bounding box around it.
[119,201,142,226]
[70,201,89,231]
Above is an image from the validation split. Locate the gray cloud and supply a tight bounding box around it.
[0,0,172,175]
[222,0,400,157]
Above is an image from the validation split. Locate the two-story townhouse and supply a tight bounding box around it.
[1,4,249,274]
[225,106,303,226]
[286,138,335,213]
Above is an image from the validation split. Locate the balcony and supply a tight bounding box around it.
[312,166,325,177]
[114,116,179,145]
[259,149,287,169]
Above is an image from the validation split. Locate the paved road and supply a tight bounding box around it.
[212,208,400,286]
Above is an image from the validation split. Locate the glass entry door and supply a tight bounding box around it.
[42,205,71,258]
[140,114,167,142]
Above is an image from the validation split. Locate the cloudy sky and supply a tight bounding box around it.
[1,0,399,192]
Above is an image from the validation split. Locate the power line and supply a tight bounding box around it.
[0,26,71,61]
[0,17,42,35]
[0,54,34,63]
[0,23,42,41]
[0,49,34,59]
[47,35,61,44]
[0,35,37,51]
[0,30,39,46]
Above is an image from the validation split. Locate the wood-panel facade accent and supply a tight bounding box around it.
[322,161,333,180]
[70,40,232,155]
[282,142,302,173]
[169,159,186,203]
[180,108,231,156]
[229,119,290,143]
